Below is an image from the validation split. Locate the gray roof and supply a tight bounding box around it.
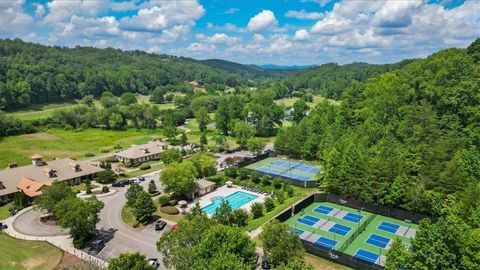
[195,179,216,190]
[115,141,167,159]
[0,158,104,197]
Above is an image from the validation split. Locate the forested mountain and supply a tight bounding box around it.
[200,59,288,78]
[275,39,480,268]
[0,39,249,110]
[286,60,417,99]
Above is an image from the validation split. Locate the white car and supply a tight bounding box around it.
[148,258,160,268]
[131,177,141,183]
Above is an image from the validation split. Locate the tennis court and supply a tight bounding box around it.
[284,201,418,268]
[245,157,322,187]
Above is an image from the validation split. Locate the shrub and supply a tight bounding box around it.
[264,197,275,212]
[85,180,92,194]
[104,156,118,163]
[100,149,109,153]
[261,175,271,186]
[224,167,238,178]
[274,191,286,204]
[251,172,260,184]
[209,174,226,184]
[158,195,170,206]
[96,169,117,184]
[140,164,151,170]
[251,202,264,219]
[239,168,249,180]
[102,186,109,193]
[84,153,95,157]
[160,206,179,215]
[148,180,157,194]
[273,178,283,189]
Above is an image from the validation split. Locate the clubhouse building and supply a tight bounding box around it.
[0,154,104,202]
[115,141,167,165]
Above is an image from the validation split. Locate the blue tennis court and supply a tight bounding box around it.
[298,215,320,226]
[296,164,319,173]
[314,205,333,215]
[328,223,351,236]
[314,237,337,249]
[378,221,400,233]
[343,212,363,223]
[294,228,304,235]
[279,171,311,181]
[366,234,391,248]
[353,249,379,264]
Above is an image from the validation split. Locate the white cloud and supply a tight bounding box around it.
[34,3,46,17]
[110,1,138,12]
[196,33,239,45]
[247,10,278,32]
[120,1,205,32]
[0,1,34,35]
[301,0,333,7]
[294,29,310,41]
[225,8,239,14]
[44,0,109,24]
[285,10,324,20]
[373,1,422,28]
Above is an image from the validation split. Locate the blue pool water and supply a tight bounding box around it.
[201,191,258,216]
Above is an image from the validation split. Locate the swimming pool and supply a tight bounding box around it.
[201,191,258,216]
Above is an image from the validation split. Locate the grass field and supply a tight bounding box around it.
[0,128,162,167]
[0,204,11,220]
[121,206,140,228]
[71,182,99,193]
[274,95,340,108]
[8,94,175,121]
[0,233,63,270]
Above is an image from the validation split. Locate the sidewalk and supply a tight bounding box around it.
[2,206,108,268]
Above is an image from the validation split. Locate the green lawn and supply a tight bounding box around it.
[0,128,162,167]
[274,94,340,108]
[0,233,63,270]
[71,182,99,193]
[154,200,184,223]
[124,163,165,178]
[121,206,140,228]
[0,204,11,220]
[305,253,352,270]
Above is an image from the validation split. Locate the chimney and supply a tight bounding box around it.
[68,162,80,172]
[31,154,44,166]
[42,167,56,178]
[0,181,4,189]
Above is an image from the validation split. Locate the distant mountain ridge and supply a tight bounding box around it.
[200,59,291,78]
[255,64,317,70]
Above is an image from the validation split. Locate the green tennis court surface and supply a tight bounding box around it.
[284,202,418,267]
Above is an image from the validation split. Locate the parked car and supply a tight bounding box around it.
[138,176,145,181]
[148,258,160,268]
[0,222,8,229]
[88,239,104,255]
[9,209,17,216]
[261,256,271,269]
[131,177,141,183]
[155,219,167,231]
[112,181,125,187]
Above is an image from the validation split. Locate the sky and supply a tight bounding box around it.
[0,0,479,65]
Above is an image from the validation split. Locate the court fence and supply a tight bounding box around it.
[273,192,430,270]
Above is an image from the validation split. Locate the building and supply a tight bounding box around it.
[0,154,104,202]
[191,178,216,199]
[115,141,167,165]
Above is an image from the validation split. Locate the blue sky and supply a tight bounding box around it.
[0,0,478,65]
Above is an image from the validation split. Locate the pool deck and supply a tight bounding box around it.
[189,185,266,214]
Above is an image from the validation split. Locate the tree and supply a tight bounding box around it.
[133,191,156,224]
[100,91,118,108]
[260,220,305,267]
[385,238,409,270]
[291,99,309,123]
[148,180,157,194]
[180,131,188,146]
[195,107,210,133]
[200,132,208,148]
[247,137,267,155]
[108,252,156,270]
[231,208,249,227]
[80,95,94,107]
[34,181,75,214]
[125,183,143,207]
[160,148,183,165]
[191,152,216,178]
[213,200,233,225]
[85,179,92,194]
[150,87,165,104]
[233,120,254,149]
[215,98,230,135]
[264,197,275,212]
[160,161,196,196]
[250,202,264,219]
[109,112,125,130]
[54,196,104,248]
[96,169,116,184]
[120,92,137,105]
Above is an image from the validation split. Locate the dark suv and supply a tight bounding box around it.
[155,219,167,231]
[88,239,105,255]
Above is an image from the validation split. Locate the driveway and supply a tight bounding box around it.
[13,208,69,237]
[95,171,168,263]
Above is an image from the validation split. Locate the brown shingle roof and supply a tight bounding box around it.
[115,141,167,159]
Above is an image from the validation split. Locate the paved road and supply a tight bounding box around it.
[13,208,69,237]
[95,171,169,264]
